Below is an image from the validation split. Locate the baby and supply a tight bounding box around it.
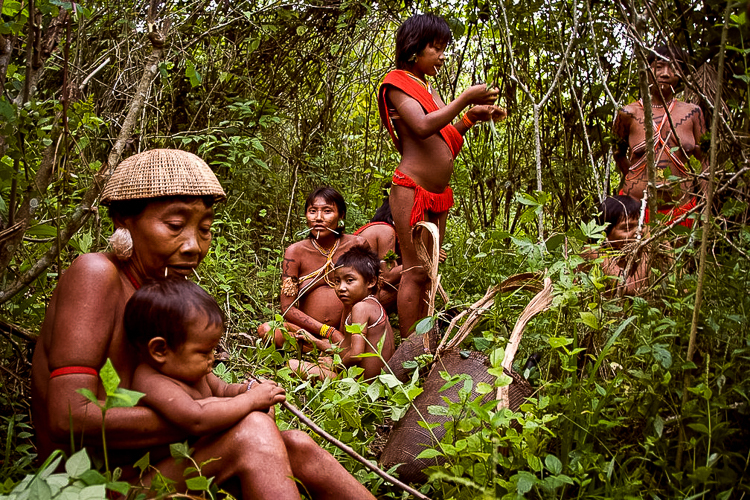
[125,278,285,436]
[289,247,395,380]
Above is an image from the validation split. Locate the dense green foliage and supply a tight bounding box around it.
[1,0,749,498]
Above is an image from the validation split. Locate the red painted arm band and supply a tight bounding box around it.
[49,366,99,379]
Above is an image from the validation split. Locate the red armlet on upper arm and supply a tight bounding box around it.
[50,366,98,379]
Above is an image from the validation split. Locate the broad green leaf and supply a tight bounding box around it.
[99,359,121,396]
[79,484,107,499]
[185,476,212,491]
[65,449,90,478]
[414,316,434,335]
[415,448,443,460]
[545,454,562,475]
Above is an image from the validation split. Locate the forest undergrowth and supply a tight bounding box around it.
[1,209,748,499]
[1,0,750,498]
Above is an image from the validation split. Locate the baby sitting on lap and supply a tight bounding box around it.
[125,278,285,436]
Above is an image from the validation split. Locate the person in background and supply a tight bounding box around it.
[258,187,368,349]
[289,247,395,380]
[612,44,707,228]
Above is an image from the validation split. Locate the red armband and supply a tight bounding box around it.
[49,366,99,379]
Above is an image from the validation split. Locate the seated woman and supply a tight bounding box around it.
[31,149,375,499]
[258,187,368,348]
[612,45,707,227]
[354,194,401,312]
[582,195,652,296]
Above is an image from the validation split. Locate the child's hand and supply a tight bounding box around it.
[463,84,499,106]
[467,105,507,123]
[246,379,286,411]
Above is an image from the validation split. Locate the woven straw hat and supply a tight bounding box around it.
[101,149,226,205]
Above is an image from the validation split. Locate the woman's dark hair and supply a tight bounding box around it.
[395,14,452,70]
[336,246,380,293]
[370,196,394,226]
[108,195,216,220]
[124,277,225,350]
[596,195,641,236]
[647,45,688,74]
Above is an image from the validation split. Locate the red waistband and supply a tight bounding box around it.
[618,191,697,228]
[50,366,99,379]
[392,170,454,226]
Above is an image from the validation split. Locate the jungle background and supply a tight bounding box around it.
[0,0,749,498]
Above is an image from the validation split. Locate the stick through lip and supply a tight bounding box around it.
[324,226,340,235]
[192,268,201,282]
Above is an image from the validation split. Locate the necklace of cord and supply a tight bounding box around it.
[310,238,339,287]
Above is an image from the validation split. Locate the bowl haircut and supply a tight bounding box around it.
[124,277,225,350]
[647,44,689,74]
[596,195,641,237]
[395,14,452,70]
[335,246,381,293]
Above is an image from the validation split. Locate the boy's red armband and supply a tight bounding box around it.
[49,366,98,379]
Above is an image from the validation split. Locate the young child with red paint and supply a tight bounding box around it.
[289,247,395,380]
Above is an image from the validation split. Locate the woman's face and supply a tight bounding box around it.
[121,197,214,279]
[305,196,341,238]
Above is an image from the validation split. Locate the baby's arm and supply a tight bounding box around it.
[134,366,285,436]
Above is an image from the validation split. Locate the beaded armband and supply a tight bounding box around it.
[281,276,299,297]
[461,113,475,129]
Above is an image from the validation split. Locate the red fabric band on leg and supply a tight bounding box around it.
[49,366,98,379]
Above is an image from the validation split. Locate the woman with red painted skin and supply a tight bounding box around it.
[379,14,506,337]
[31,150,375,500]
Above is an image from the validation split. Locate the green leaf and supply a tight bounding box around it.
[65,449,90,478]
[516,471,537,494]
[105,388,145,409]
[428,405,449,416]
[185,476,211,491]
[415,448,443,460]
[105,481,130,496]
[654,415,664,437]
[76,388,101,408]
[29,477,52,500]
[79,484,106,499]
[378,374,402,388]
[578,311,600,330]
[652,344,672,369]
[133,453,150,473]
[170,442,193,460]
[548,337,573,348]
[545,454,562,475]
[99,359,120,396]
[414,316,434,335]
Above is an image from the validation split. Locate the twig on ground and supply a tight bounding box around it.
[280,399,431,500]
